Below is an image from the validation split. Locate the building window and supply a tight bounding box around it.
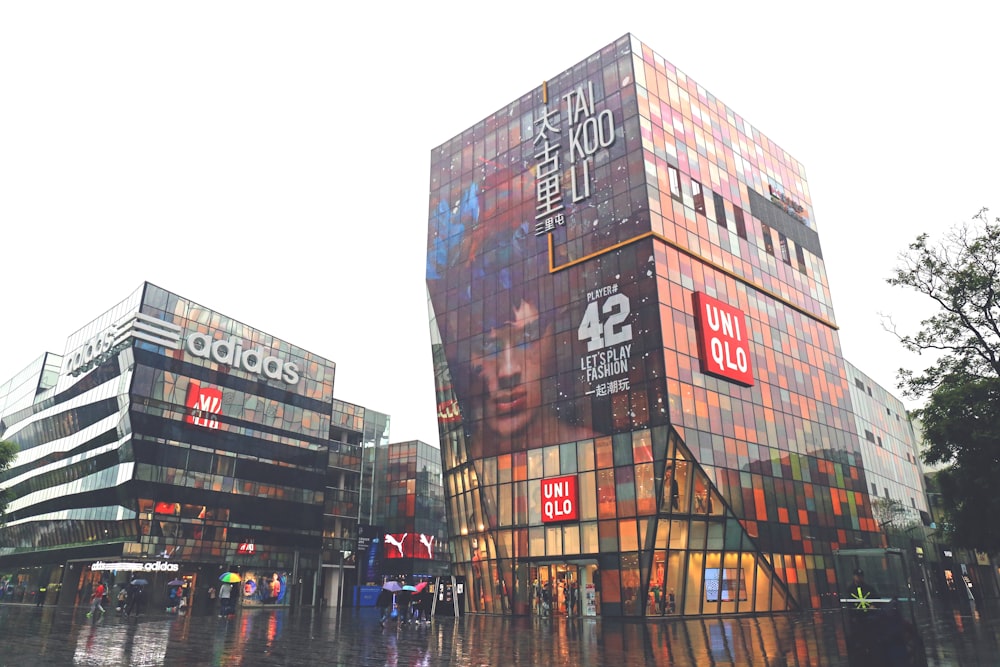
[911,497,916,508]
[713,192,726,227]
[733,207,747,240]
[865,430,875,443]
[855,379,865,391]
[877,436,883,447]
[795,245,807,273]
[668,165,681,200]
[778,232,791,264]
[762,224,775,255]
[872,483,878,495]
[692,179,706,214]
[884,487,890,498]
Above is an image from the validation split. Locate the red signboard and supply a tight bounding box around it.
[185,382,223,429]
[237,542,255,555]
[541,475,579,523]
[692,292,754,386]
[383,533,437,559]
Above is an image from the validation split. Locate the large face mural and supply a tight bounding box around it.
[426,64,669,459]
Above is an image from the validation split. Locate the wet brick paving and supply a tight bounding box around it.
[1,600,999,666]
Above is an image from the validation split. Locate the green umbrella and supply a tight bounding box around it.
[219,572,241,583]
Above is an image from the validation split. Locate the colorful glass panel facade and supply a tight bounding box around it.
[426,34,881,617]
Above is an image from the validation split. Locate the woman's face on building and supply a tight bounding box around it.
[473,300,549,438]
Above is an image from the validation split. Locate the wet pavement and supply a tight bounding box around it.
[1,600,998,666]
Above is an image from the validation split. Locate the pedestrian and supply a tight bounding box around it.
[132,583,146,617]
[36,584,47,607]
[416,589,433,623]
[219,582,233,617]
[122,578,139,617]
[396,589,413,624]
[86,581,106,618]
[376,588,394,626]
[207,586,218,613]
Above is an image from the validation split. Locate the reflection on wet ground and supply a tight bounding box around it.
[0,600,997,666]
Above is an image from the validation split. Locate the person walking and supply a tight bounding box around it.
[376,588,394,626]
[207,586,218,614]
[218,582,233,617]
[35,584,47,607]
[86,581,106,618]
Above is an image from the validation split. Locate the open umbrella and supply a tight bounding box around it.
[167,579,184,586]
[414,582,428,593]
[381,581,402,592]
[219,572,241,583]
[401,585,417,592]
[130,579,149,586]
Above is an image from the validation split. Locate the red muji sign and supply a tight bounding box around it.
[541,475,579,523]
[692,292,754,386]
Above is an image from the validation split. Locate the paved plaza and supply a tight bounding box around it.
[1,600,998,666]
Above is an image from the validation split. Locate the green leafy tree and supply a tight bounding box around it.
[886,208,1000,552]
[0,439,18,520]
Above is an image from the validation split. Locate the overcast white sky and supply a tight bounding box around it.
[2,3,996,445]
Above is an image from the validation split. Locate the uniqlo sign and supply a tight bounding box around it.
[541,475,579,523]
[185,382,223,429]
[692,292,754,386]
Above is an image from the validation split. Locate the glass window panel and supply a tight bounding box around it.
[543,446,560,477]
[499,483,512,527]
[528,450,544,479]
[598,519,618,552]
[595,436,614,469]
[581,522,599,553]
[577,440,595,472]
[597,469,617,518]
[545,526,562,555]
[562,524,580,555]
[560,443,578,474]
[619,519,639,552]
[578,471,597,521]
[529,527,545,557]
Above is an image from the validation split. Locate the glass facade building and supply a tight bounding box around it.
[844,361,928,524]
[366,440,450,580]
[0,282,364,610]
[426,34,883,617]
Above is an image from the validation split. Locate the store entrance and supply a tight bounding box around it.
[530,562,599,617]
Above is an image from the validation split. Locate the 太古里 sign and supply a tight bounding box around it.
[692,292,754,386]
[541,475,579,523]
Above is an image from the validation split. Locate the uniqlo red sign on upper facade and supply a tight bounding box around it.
[541,475,579,523]
[692,292,754,386]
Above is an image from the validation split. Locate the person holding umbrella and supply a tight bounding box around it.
[123,577,147,617]
[166,578,185,614]
[218,572,240,617]
[397,585,417,625]
[376,586,394,626]
[379,581,402,626]
[413,582,433,623]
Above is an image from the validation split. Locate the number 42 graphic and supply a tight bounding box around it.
[578,293,633,352]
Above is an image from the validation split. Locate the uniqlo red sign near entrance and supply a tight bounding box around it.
[541,475,579,523]
[692,292,754,386]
